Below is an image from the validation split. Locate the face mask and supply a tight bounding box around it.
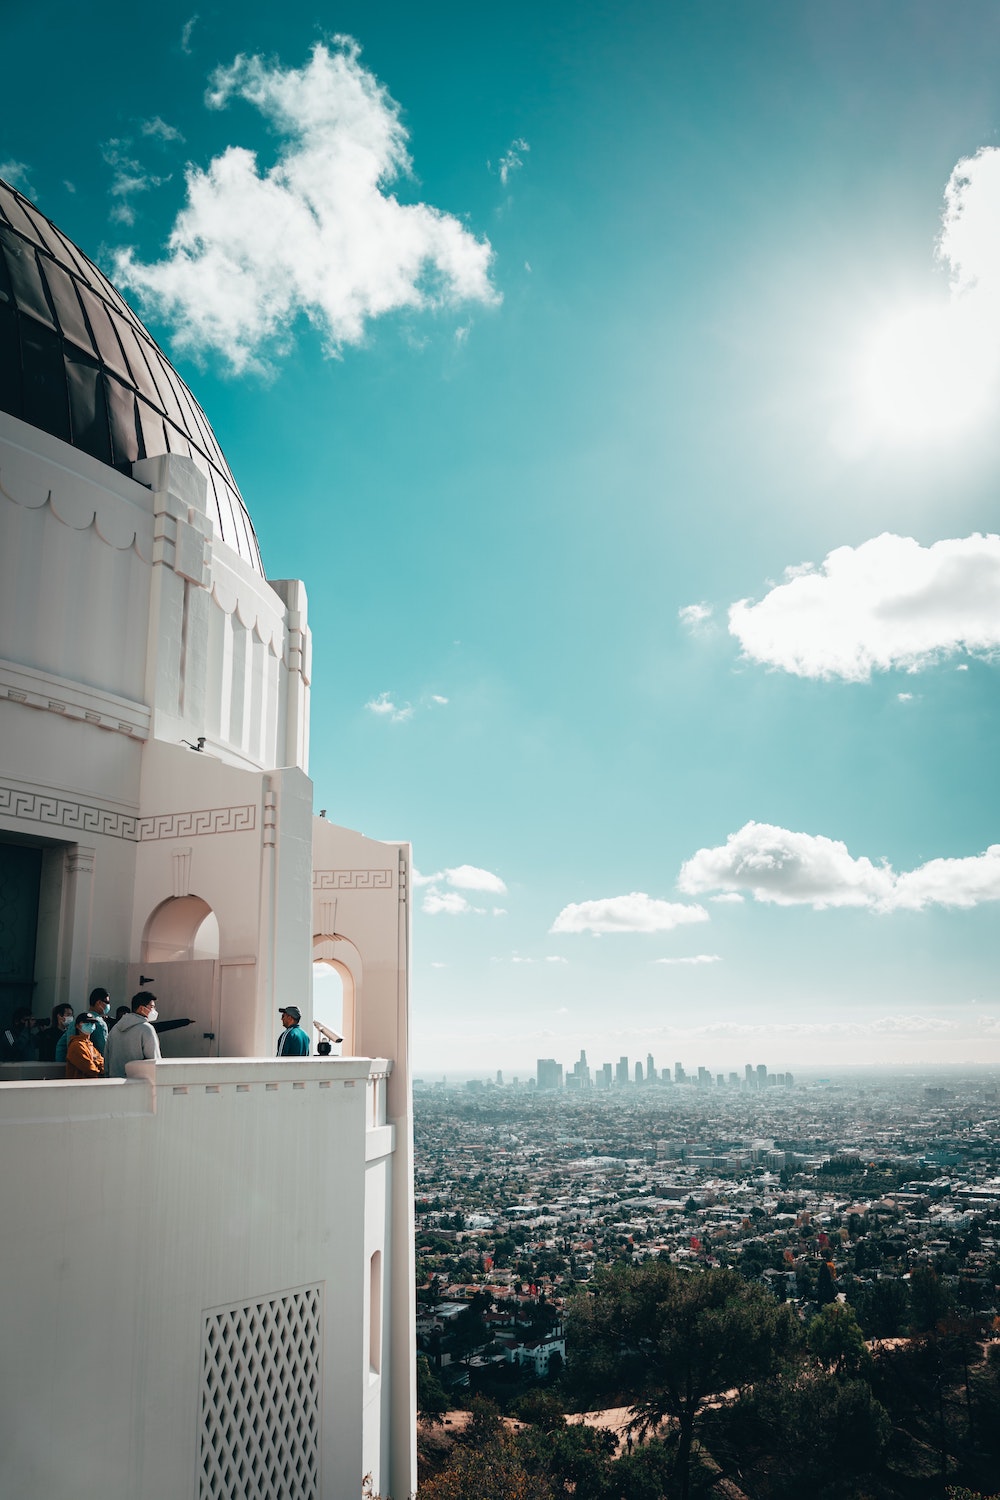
[147,1007,158,1022]
[60,1014,73,1029]
[80,1023,95,1035]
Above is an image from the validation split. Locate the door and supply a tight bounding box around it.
[125,959,220,1058]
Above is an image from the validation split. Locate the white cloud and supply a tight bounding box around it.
[180,14,198,53]
[102,139,169,226]
[653,954,722,965]
[679,602,713,633]
[897,692,914,702]
[422,890,470,916]
[444,864,506,894]
[679,821,1000,913]
[498,137,529,187]
[709,892,744,905]
[142,117,185,144]
[115,41,498,373]
[418,863,506,915]
[430,694,449,705]
[365,691,413,723]
[889,846,1000,911]
[429,961,448,969]
[680,823,892,909]
[0,160,33,194]
[550,893,709,936]
[545,955,568,964]
[729,533,1000,680]
[847,148,1000,445]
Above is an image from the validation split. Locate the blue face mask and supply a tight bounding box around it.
[79,1023,95,1035]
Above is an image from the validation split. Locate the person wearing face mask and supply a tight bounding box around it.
[55,988,112,1068]
[37,1003,75,1063]
[65,1013,104,1079]
[104,991,161,1079]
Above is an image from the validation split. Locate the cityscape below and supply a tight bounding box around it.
[417,1053,796,1092]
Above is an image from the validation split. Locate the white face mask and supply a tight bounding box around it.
[147,1006,158,1023]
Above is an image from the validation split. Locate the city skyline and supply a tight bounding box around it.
[7,0,999,1075]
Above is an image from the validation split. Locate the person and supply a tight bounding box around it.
[111,1005,130,1028]
[1,1007,46,1062]
[65,1013,104,1080]
[56,988,110,1066]
[276,1006,310,1056]
[37,1003,75,1063]
[105,992,161,1078]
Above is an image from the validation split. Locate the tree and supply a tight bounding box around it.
[910,1265,956,1334]
[419,1399,557,1500]
[566,1262,801,1500]
[417,1354,450,1425]
[852,1275,909,1342]
[815,1260,838,1305]
[806,1302,872,1378]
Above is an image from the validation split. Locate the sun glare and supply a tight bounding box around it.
[858,302,995,441]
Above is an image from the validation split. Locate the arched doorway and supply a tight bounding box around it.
[142,895,219,964]
[312,936,360,1054]
[129,896,221,1057]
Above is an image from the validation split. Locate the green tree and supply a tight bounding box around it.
[566,1262,800,1500]
[806,1302,872,1378]
[815,1260,838,1305]
[417,1354,450,1425]
[910,1265,956,1334]
[852,1275,909,1342]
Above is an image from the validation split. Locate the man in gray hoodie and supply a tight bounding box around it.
[105,992,161,1079]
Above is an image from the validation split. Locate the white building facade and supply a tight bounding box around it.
[0,175,416,1500]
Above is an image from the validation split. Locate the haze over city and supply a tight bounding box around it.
[7,0,999,1077]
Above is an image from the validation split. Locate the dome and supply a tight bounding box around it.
[0,176,263,575]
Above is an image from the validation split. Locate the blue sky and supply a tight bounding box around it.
[6,0,1000,1075]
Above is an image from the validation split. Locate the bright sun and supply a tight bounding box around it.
[858,302,995,441]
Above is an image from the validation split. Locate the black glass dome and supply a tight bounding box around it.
[0,176,263,575]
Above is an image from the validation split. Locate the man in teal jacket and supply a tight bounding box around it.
[277,1006,310,1056]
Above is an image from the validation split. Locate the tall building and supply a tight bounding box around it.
[616,1054,630,1086]
[646,1051,656,1083]
[0,176,415,1500]
[571,1048,591,1086]
[537,1058,563,1091]
[757,1063,768,1087]
[675,1061,686,1083]
[634,1060,643,1084]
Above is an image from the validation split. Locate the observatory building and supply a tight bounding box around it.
[0,175,416,1500]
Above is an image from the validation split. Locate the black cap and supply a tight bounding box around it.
[280,1006,302,1023]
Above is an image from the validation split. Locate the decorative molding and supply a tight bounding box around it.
[0,783,259,845]
[262,789,277,850]
[0,425,153,561]
[313,868,393,891]
[0,658,150,741]
[137,804,256,842]
[172,846,193,897]
[65,844,96,876]
[0,783,138,840]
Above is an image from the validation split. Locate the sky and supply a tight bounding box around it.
[5,0,1000,1077]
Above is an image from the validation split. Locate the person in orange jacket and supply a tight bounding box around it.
[65,1013,104,1079]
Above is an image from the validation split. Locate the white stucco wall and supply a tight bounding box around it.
[0,1057,392,1500]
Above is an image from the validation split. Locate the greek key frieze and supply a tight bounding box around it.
[313,868,393,891]
[136,804,256,841]
[0,783,138,840]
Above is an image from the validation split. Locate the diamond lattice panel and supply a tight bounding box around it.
[197,1285,323,1500]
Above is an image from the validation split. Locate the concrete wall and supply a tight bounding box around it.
[0,1057,392,1500]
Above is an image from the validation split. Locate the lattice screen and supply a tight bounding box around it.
[197,1285,323,1500]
